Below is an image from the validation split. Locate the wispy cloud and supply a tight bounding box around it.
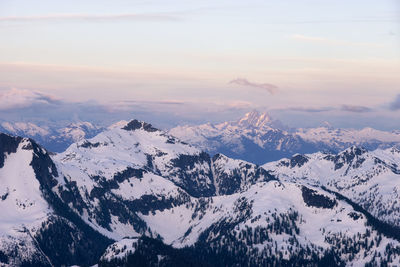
[341,105,372,113]
[105,100,186,112]
[0,88,59,110]
[280,105,373,113]
[282,106,334,113]
[118,100,185,105]
[291,34,383,47]
[229,78,278,95]
[0,13,179,23]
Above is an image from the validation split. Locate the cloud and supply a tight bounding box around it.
[225,101,253,109]
[0,92,258,130]
[281,105,373,113]
[341,105,372,113]
[229,78,278,94]
[0,13,178,23]
[0,88,59,110]
[285,106,334,113]
[389,94,400,110]
[118,100,185,105]
[105,100,185,112]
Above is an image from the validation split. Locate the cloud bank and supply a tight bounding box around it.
[0,88,255,129]
[341,105,372,113]
[285,106,334,113]
[229,78,278,95]
[0,88,59,110]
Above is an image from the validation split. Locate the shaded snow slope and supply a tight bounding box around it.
[263,146,400,228]
[0,133,111,266]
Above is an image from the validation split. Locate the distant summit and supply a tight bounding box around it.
[169,110,316,163]
[320,121,333,129]
[169,110,400,164]
[237,110,273,129]
[0,121,103,153]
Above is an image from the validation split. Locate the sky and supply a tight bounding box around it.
[0,0,399,129]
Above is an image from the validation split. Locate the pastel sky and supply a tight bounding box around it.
[0,0,399,129]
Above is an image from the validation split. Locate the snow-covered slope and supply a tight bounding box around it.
[296,126,400,150]
[138,180,400,265]
[3,118,400,266]
[55,119,215,197]
[263,146,400,228]
[0,133,112,266]
[169,110,400,164]
[52,120,400,265]
[51,120,275,241]
[0,121,103,153]
[0,134,53,266]
[212,153,274,195]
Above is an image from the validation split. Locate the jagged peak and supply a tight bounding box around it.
[212,153,229,161]
[320,121,334,129]
[340,145,368,156]
[212,153,255,169]
[289,154,310,168]
[0,133,24,167]
[121,119,159,132]
[237,110,272,128]
[0,133,44,168]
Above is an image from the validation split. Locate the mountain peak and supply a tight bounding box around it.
[1,121,50,136]
[338,145,368,159]
[122,119,158,132]
[320,121,333,129]
[238,110,272,128]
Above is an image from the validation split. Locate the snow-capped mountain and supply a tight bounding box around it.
[0,121,103,153]
[2,119,400,266]
[169,110,400,164]
[263,146,400,229]
[169,110,321,164]
[0,133,111,266]
[296,126,400,151]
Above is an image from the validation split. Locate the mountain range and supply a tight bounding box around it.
[2,111,400,165]
[0,121,103,153]
[170,110,400,164]
[1,118,400,266]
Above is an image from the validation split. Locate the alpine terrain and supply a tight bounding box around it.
[1,119,400,266]
[169,110,400,164]
[0,121,103,153]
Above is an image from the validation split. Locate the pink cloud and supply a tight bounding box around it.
[0,88,59,110]
[229,78,278,95]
